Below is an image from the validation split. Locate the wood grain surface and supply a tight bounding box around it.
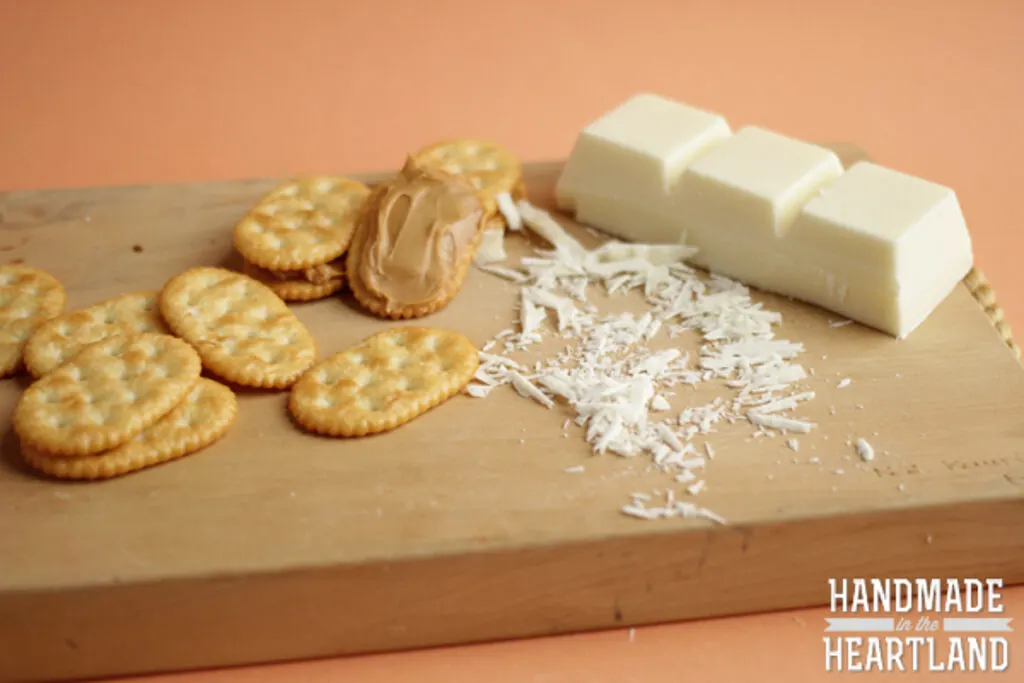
[1,148,1022,682]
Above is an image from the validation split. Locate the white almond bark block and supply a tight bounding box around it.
[786,161,973,338]
[556,93,731,243]
[554,95,974,339]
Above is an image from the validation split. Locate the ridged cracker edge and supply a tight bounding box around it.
[964,267,1021,362]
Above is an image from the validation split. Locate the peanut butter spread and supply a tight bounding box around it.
[355,160,485,309]
[268,260,344,284]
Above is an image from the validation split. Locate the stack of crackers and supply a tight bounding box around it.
[233,139,526,305]
[236,177,370,302]
[0,138,524,482]
[16,333,237,480]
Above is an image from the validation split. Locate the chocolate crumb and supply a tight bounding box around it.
[8,257,24,265]
[132,244,143,253]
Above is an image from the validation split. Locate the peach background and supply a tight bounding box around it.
[1,0,1022,681]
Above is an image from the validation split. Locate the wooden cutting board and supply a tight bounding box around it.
[1,146,1023,683]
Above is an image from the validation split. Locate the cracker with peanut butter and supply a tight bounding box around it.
[24,290,169,377]
[242,259,345,302]
[289,326,478,437]
[233,176,370,271]
[409,139,526,232]
[347,160,486,320]
[160,267,317,388]
[0,265,66,377]
[21,378,237,480]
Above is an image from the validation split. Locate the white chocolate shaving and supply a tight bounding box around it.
[475,263,528,283]
[746,412,815,434]
[855,437,875,461]
[473,229,507,265]
[516,200,587,260]
[465,199,849,526]
[496,191,523,231]
[507,370,555,409]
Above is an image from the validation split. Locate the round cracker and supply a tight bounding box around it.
[289,326,479,437]
[23,290,168,378]
[233,176,370,270]
[21,378,238,480]
[409,139,523,209]
[160,267,317,389]
[242,260,344,302]
[0,265,66,377]
[13,333,203,457]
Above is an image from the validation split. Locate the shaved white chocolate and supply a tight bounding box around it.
[855,437,875,461]
[465,199,872,525]
[474,229,507,265]
[495,191,523,231]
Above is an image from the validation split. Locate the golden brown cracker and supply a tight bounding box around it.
[510,176,528,201]
[13,333,202,457]
[410,139,524,217]
[289,326,479,437]
[410,139,522,197]
[233,176,370,270]
[0,265,66,377]
[24,290,168,378]
[21,378,238,480]
[160,267,317,388]
[242,259,344,302]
